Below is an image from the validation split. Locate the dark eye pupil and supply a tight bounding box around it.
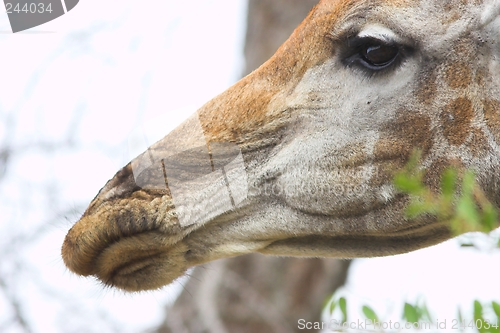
[362,44,399,66]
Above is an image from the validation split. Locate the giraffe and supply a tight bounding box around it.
[62,0,500,292]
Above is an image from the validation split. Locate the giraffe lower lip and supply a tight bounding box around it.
[93,232,190,292]
[112,256,160,277]
[106,258,163,291]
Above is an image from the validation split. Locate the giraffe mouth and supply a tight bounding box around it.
[61,185,451,292]
[62,219,192,292]
[61,193,195,291]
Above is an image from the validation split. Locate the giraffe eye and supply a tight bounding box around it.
[343,37,405,72]
[361,43,399,68]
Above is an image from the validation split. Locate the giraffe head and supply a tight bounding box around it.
[62,0,500,291]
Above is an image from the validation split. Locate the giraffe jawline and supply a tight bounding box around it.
[259,223,452,258]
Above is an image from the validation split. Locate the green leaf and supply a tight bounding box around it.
[474,300,484,323]
[394,173,424,194]
[474,300,483,316]
[473,300,487,333]
[462,171,477,194]
[481,204,498,232]
[441,168,458,199]
[406,200,431,218]
[362,305,379,322]
[329,299,336,315]
[492,301,500,318]
[404,303,419,323]
[391,149,499,246]
[456,195,480,228]
[339,297,347,323]
[406,150,423,170]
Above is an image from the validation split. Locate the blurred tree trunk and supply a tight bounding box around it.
[155,1,351,332]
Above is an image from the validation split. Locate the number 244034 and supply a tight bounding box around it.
[5,3,53,14]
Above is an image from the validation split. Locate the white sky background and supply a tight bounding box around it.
[0,1,499,333]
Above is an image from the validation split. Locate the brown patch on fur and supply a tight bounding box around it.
[483,99,500,143]
[416,68,438,105]
[424,157,464,192]
[375,111,433,160]
[444,62,473,89]
[442,2,462,24]
[468,128,490,157]
[442,0,482,24]
[475,66,487,86]
[339,142,368,168]
[445,0,469,7]
[370,160,400,188]
[371,112,433,186]
[440,97,473,146]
